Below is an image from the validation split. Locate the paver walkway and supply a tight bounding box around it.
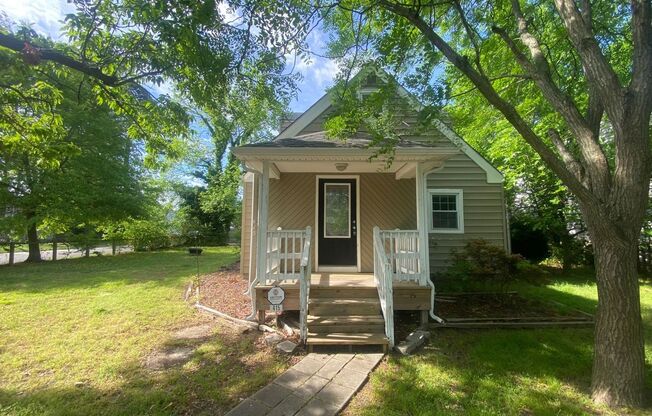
[226,352,384,416]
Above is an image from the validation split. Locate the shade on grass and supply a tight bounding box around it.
[345,269,652,416]
[0,248,289,416]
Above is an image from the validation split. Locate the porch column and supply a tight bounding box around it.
[415,162,430,285]
[255,161,270,285]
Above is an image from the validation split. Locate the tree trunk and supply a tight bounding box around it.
[25,221,41,262]
[588,227,646,407]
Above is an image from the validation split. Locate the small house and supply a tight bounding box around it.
[233,67,509,351]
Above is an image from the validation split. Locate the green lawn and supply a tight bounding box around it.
[345,269,652,416]
[0,248,290,416]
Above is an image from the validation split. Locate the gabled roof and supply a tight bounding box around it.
[242,131,444,149]
[235,65,503,183]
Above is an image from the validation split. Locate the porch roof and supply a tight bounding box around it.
[237,131,444,150]
[233,132,458,177]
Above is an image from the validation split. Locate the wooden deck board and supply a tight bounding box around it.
[256,272,422,288]
[254,272,431,312]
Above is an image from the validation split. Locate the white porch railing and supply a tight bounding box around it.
[378,229,426,285]
[299,227,312,343]
[265,228,311,284]
[373,226,395,348]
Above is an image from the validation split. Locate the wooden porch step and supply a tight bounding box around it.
[306,332,388,346]
[309,298,381,315]
[309,287,378,298]
[307,315,385,333]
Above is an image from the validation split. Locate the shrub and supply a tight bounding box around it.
[450,239,523,291]
[122,220,170,251]
[510,219,550,263]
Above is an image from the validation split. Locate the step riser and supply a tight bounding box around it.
[308,324,385,333]
[306,332,388,346]
[310,304,380,315]
[310,288,378,298]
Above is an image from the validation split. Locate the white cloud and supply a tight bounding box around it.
[217,1,240,24]
[310,58,339,87]
[0,0,75,39]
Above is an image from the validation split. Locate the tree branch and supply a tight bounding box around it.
[493,2,611,196]
[553,0,625,122]
[451,0,485,76]
[629,0,652,117]
[374,1,593,202]
[548,128,586,186]
[0,33,122,87]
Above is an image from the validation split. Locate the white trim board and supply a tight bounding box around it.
[314,175,361,273]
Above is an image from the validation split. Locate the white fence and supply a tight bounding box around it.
[265,228,311,284]
[378,229,424,284]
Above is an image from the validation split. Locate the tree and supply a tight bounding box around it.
[1,1,304,258]
[448,95,588,267]
[0,0,302,137]
[0,47,149,261]
[175,73,286,245]
[321,0,650,407]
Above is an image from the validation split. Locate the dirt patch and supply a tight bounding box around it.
[145,346,195,370]
[172,324,215,340]
[199,262,252,320]
[435,292,574,319]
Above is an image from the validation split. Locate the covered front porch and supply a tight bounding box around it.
[237,151,451,349]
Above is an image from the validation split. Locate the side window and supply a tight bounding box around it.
[429,189,464,233]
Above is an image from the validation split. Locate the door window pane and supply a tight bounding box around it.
[324,183,350,238]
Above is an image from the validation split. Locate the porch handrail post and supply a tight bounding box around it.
[256,161,270,286]
[373,226,395,348]
[415,162,430,284]
[416,162,438,322]
[299,226,312,343]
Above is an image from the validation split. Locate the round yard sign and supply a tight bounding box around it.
[267,286,285,305]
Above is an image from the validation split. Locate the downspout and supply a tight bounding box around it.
[426,278,445,324]
[417,163,446,325]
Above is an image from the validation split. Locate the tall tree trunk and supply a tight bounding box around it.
[589,230,646,406]
[25,220,41,262]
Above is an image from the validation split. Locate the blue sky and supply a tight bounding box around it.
[0,0,336,112]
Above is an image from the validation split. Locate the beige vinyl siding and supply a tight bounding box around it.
[426,154,508,273]
[268,173,317,267]
[359,174,416,271]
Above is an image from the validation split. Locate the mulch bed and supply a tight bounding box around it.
[393,292,593,340]
[436,292,573,319]
[432,292,593,328]
[199,262,253,320]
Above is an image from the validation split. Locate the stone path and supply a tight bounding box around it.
[226,352,384,416]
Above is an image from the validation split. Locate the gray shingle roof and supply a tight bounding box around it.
[240,131,442,149]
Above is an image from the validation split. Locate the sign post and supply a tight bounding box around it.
[267,286,285,312]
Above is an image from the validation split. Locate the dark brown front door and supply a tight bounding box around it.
[318,178,357,268]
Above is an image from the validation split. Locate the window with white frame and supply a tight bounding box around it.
[429,189,464,233]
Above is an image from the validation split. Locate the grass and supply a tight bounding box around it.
[345,268,652,416]
[0,248,290,416]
